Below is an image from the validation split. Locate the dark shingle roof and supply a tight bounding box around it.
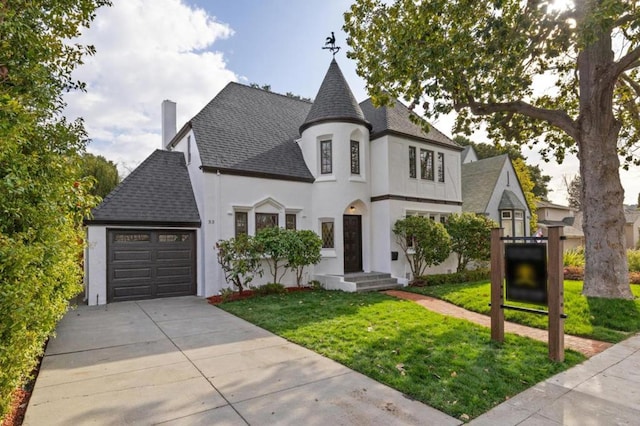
[299,59,370,133]
[359,98,460,149]
[190,83,314,182]
[499,189,527,210]
[86,150,200,226]
[461,155,509,213]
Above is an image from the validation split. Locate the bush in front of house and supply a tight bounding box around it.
[628,249,640,273]
[445,213,496,273]
[563,247,585,267]
[412,268,491,287]
[216,228,322,289]
[393,216,451,278]
[216,234,263,294]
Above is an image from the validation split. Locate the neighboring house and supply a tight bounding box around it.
[625,209,640,249]
[536,200,584,250]
[461,147,531,237]
[460,145,478,164]
[84,59,464,305]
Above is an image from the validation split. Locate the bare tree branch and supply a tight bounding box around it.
[613,13,638,28]
[621,73,640,98]
[611,45,640,79]
[454,98,578,139]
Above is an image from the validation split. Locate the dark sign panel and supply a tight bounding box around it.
[505,243,548,305]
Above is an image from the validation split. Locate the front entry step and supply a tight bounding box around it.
[343,272,403,293]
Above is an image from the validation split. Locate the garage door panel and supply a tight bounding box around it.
[113,268,152,280]
[107,230,196,302]
[113,250,152,262]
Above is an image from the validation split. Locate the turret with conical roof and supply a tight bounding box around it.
[299,59,371,133]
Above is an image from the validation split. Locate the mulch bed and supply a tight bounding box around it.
[207,286,312,305]
[2,353,43,426]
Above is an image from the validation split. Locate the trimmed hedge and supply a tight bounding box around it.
[412,268,490,287]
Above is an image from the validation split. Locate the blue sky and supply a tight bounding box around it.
[64,0,639,204]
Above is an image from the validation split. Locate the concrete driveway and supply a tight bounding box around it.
[24,296,459,425]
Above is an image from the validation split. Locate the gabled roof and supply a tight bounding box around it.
[299,59,371,133]
[86,150,200,226]
[190,82,315,182]
[359,98,461,150]
[461,154,510,213]
[536,200,573,210]
[625,210,640,224]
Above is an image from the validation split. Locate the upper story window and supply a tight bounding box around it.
[409,146,417,178]
[235,212,248,237]
[350,140,360,175]
[286,213,297,230]
[256,213,278,232]
[420,149,434,180]
[437,152,445,182]
[320,140,332,174]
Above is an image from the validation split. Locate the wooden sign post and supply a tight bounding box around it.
[490,226,565,362]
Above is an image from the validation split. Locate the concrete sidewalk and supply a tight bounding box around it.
[24,296,459,425]
[471,333,640,425]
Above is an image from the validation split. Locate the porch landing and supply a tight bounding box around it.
[316,272,403,293]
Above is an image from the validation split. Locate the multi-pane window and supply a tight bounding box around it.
[286,213,297,230]
[437,152,445,182]
[114,233,150,243]
[321,221,334,248]
[159,233,190,242]
[350,140,360,174]
[409,146,416,178]
[235,212,248,237]
[256,213,278,232]
[420,149,434,180]
[320,140,332,174]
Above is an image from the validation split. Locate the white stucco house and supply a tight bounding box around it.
[84,59,464,304]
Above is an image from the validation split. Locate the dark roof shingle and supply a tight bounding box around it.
[86,150,200,226]
[299,59,370,133]
[359,98,460,149]
[461,154,509,213]
[191,83,314,182]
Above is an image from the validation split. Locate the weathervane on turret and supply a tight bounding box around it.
[322,31,341,56]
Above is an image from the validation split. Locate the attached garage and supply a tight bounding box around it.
[107,229,196,302]
[84,150,201,305]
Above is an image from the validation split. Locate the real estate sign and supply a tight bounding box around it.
[504,243,547,305]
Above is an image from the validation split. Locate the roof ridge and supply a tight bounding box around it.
[228,81,313,105]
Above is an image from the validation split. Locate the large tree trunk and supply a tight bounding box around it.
[577,25,632,299]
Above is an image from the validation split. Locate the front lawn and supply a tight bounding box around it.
[406,280,640,343]
[219,290,584,421]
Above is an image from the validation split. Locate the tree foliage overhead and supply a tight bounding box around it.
[345,0,640,299]
[77,153,119,199]
[0,0,110,419]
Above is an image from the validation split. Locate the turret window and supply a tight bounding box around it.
[320,140,332,174]
[350,140,360,174]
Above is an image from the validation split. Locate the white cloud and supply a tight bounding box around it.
[64,0,237,175]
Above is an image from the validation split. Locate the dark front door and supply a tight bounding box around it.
[343,215,362,273]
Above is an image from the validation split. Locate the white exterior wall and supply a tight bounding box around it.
[300,122,372,275]
[86,225,107,305]
[369,134,462,280]
[485,161,531,233]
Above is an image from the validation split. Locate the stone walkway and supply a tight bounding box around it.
[385,290,612,357]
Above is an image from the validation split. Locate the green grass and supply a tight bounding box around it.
[219,290,584,421]
[406,280,640,343]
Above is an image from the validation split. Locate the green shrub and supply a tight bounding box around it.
[413,268,490,286]
[254,283,287,296]
[563,247,585,267]
[628,249,640,273]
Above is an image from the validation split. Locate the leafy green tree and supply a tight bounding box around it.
[286,230,322,287]
[513,158,539,233]
[455,135,551,200]
[446,213,495,272]
[393,216,451,279]
[78,153,119,198]
[254,226,290,285]
[345,0,639,298]
[0,0,109,418]
[215,235,263,294]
